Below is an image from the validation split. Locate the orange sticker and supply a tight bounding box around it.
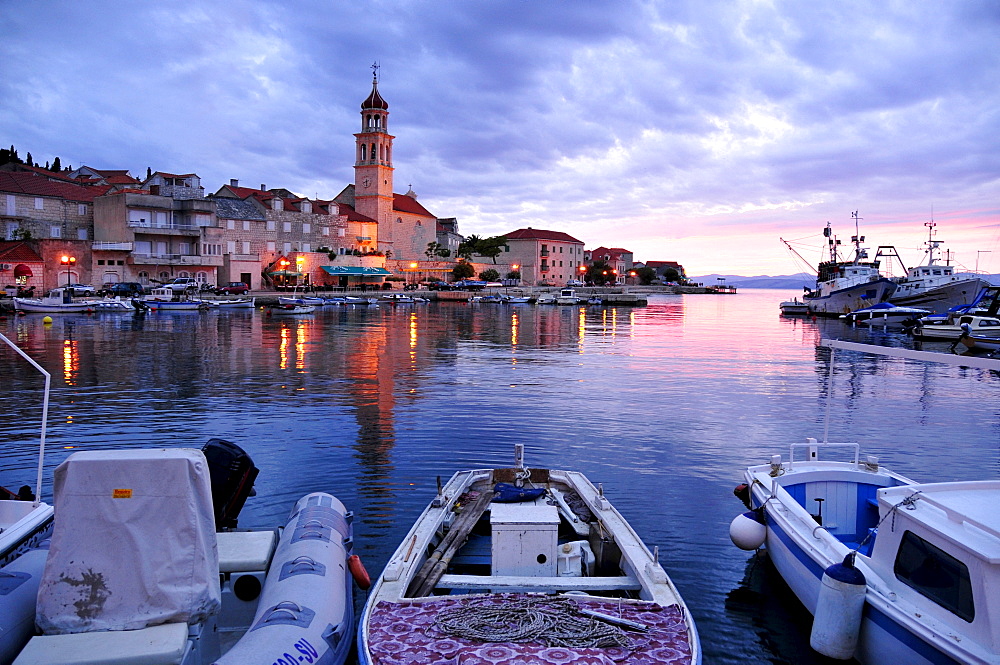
[112,489,133,499]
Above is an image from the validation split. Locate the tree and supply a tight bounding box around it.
[25,152,34,167]
[587,260,616,286]
[505,270,521,281]
[11,227,33,241]
[633,266,656,285]
[425,241,450,259]
[452,261,475,280]
[456,234,480,260]
[51,156,61,172]
[479,268,499,282]
[475,236,507,264]
[660,267,680,283]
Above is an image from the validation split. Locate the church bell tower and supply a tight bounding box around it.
[354,65,394,228]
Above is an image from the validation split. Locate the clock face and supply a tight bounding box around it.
[362,177,372,189]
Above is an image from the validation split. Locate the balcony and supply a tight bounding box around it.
[92,242,134,251]
[132,253,224,267]
[540,263,550,272]
[129,222,202,237]
[540,250,549,257]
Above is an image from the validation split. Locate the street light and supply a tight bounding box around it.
[60,255,76,288]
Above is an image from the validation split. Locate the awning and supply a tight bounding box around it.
[268,270,303,277]
[320,266,391,276]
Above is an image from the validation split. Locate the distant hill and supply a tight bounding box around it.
[690,273,813,289]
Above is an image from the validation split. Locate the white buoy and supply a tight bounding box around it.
[810,552,867,659]
[729,510,766,550]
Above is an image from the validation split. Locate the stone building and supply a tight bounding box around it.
[496,228,586,286]
[587,247,635,284]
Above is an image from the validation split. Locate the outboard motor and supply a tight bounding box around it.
[202,438,259,529]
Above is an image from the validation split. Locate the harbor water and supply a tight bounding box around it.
[1,289,998,664]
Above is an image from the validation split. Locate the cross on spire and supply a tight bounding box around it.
[371,61,380,83]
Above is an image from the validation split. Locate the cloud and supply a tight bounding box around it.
[2,0,998,274]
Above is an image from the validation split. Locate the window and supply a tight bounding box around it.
[338,228,346,237]
[6,195,15,216]
[98,260,105,266]
[227,220,235,230]
[34,197,44,210]
[894,530,974,621]
[227,241,236,254]
[302,243,311,252]
[283,242,291,253]
[266,221,276,231]
[396,217,403,223]
[77,228,88,240]
[78,204,86,215]
[266,241,275,252]
[50,226,61,238]
[242,242,250,254]
[303,223,311,234]
[283,222,292,233]
[322,227,329,236]
[243,221,250,231]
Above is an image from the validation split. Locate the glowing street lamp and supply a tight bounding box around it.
[60,255,76,288]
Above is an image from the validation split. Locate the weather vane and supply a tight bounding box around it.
[371,61,380,82]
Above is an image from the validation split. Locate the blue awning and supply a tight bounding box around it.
[320,266,391,276]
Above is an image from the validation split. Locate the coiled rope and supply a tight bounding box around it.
[433,596,634,649]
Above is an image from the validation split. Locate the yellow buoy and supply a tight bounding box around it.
[42,316,53,324]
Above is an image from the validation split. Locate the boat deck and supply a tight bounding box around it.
[367,593,692,665]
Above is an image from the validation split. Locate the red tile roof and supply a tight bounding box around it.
[393,193,434,217]
[0,241,44,262]
[0,171,109,202]
[504,228,584,244]
[335,202,377,223]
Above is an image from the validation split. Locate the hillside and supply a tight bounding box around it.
[690,273,813,289]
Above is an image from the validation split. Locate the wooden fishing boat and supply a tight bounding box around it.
[358,445,701,665]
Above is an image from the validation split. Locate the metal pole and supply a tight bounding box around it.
[0,332,50,506]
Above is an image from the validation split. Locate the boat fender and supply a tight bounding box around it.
[810,552,866,660]
[348,554,371,590]
[729,509,766,550]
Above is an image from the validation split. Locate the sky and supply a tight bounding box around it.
[2,1,999,276]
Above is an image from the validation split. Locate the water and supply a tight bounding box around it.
[2,290,998,664]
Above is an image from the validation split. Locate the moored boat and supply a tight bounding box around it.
[359,445,701,665]
[213,297,255,309]
[840,302,929,326]
[556,288,582,305]
[886,221,993,315]
[779,298,809,315]
[144,287,211,311]
[731,340,1000,664]
[7,442,359,665]
[13,288,95,314]
[784,214,897,317]
[268,303,315,315]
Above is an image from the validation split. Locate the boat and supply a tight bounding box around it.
[778,298,809,315]
[144,287,211,311]
[6,440,360,665]
[535,292,557,305]
[358,444,702,665]
[839,302,930,326]
[507,296,532,304]
[783,214,897,317]
[12,288,96,314]
[910,312,1000,341]
[344,296,379,305]
[556,288,582,305]
[90,296,136,312]
[587,295,604,306]
[381,293,414,303]
[268,303,315,315]
[278,295,325,306]
[730,339,1000,664]
[213,297,256,309]
[953,324,1000,354]
[886,222,993,315]
[0,333,54,572]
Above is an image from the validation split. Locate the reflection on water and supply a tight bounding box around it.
[2,291,999,664]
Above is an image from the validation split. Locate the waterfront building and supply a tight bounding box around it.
[587,247,635,285]
[497,228,586,286]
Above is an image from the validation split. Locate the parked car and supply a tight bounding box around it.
[452,279,487,291]
[426,281,451,291]
[162,277,200,293]
[216,282,250,295]
[65,283,95,296]
[99,282,147,297]
[566,279,585,287]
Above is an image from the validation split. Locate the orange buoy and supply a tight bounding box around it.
[348,554,371,590]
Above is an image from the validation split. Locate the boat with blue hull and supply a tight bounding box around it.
[731,340,1000,664]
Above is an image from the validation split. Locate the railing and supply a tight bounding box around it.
[128,221,199,230]
[92,242,134,251]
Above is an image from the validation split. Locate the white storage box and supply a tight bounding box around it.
[490,500,559,577]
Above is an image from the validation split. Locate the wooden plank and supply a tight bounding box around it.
[406,489,495,597]
[435,574,642,591]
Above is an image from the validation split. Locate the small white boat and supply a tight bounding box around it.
[90,296,136,312]
[910,313,1000,340]
[213,297,256,309]
[345,296,379,305]
[13,288,95,314]
[359,445,702,665]
[535,292,557,305]
[731,340,1000,664]
[278,295,325,306]
[6,443,360,665]
[779,298,809,315]
[381,293,414,303]
[556,288,582,305]
[144,287,211,311]
[587,295,604,306]
[268,303,315,315]
[840,302,930,326]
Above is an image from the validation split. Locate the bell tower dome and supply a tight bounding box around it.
[354,65,394,227]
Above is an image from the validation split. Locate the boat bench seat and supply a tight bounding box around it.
[217,530,277,573]
[13,622,189,665]
[436,574,642,592]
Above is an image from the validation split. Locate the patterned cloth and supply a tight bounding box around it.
[367,594,693,665]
